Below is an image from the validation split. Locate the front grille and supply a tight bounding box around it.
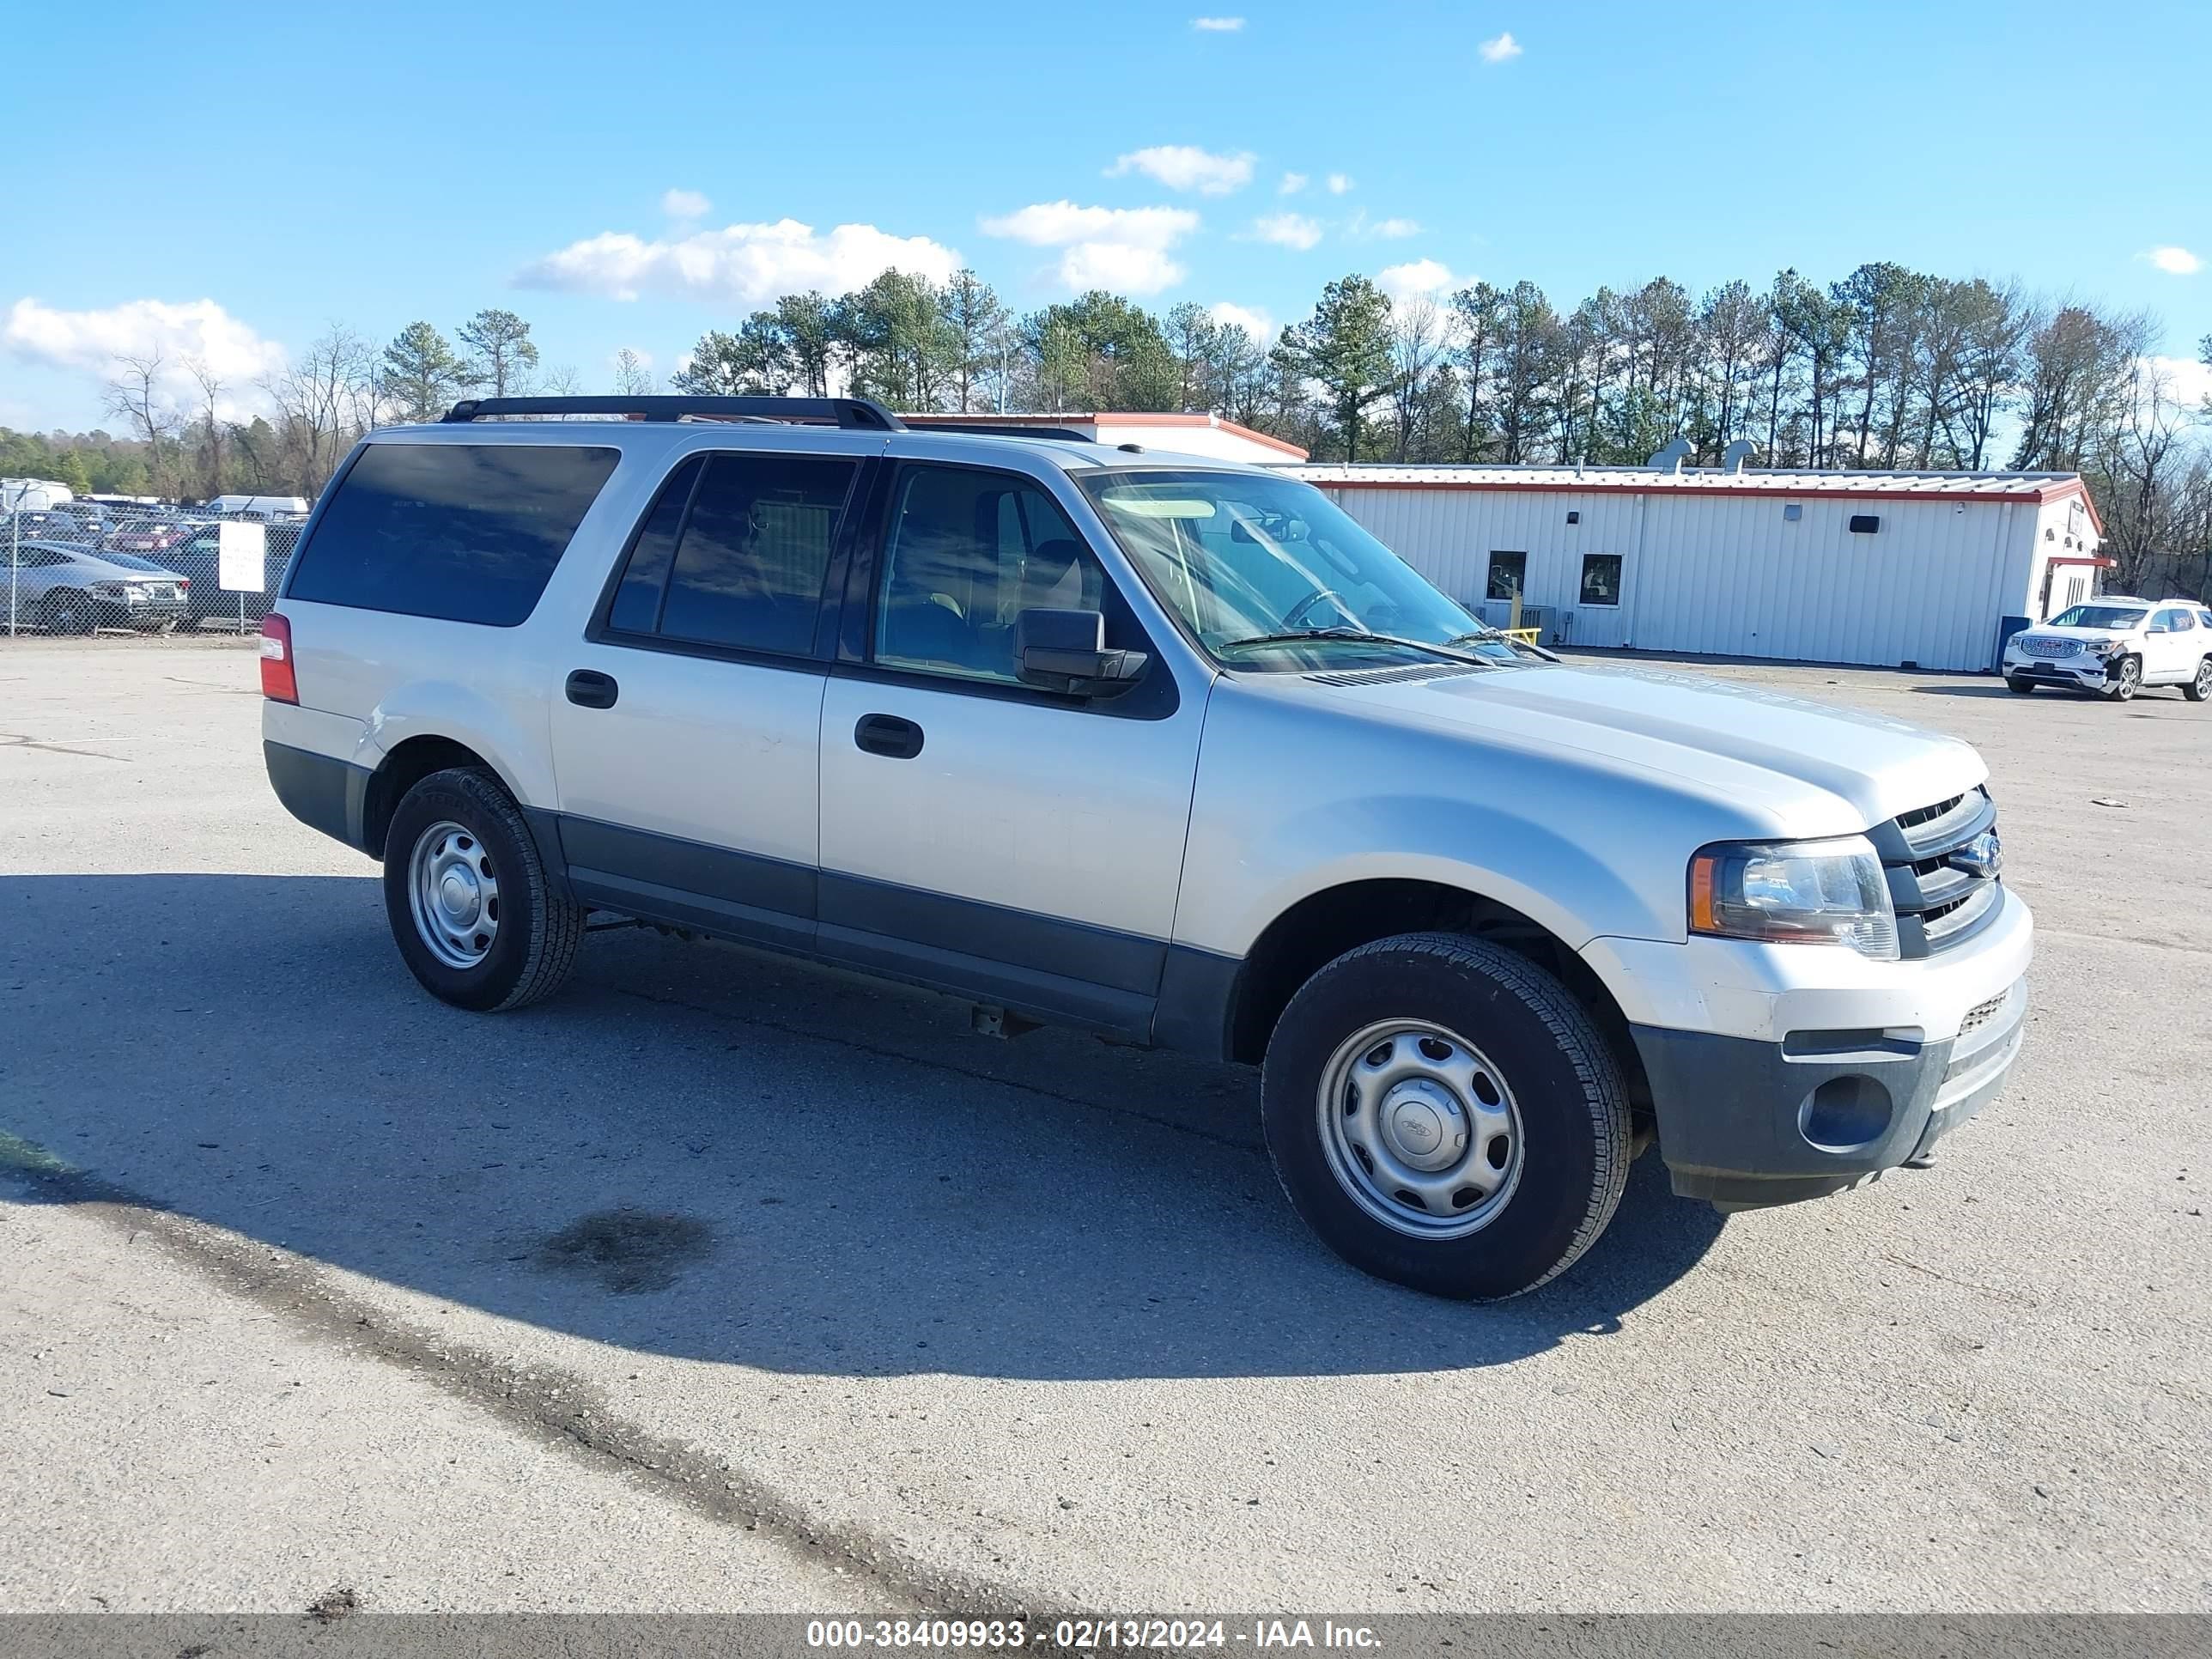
[1877,787,2002,959]
[2020,637,2081,659]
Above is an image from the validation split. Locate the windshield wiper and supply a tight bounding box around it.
[1446,628,1560,663]
[1215,627,1495,665]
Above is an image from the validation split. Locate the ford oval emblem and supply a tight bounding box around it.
[1951,830,2002,880]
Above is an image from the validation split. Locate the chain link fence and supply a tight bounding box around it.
[2,499,301,639]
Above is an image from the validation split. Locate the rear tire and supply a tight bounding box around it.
[39,590,96,635]
[2005,677,2035,695]
[1261,932,1632,1300]
[2185,659,2211,703]
[382,767,583,1012]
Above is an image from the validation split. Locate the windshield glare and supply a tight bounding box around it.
[1079,470,1520,667]
[2050,605,2145,630]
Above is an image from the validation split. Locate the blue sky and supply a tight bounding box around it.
[3,0,2208,430]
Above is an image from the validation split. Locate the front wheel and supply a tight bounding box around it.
[382,767,584,1012]
[2106,655,2142,702]
[2185,659,2211,703]
[2005,677,2035,695]
[1261,933,1632,1300]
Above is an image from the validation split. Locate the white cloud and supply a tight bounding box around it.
[1327,173,1353,195]
[1190,15,1245,29]
[1479,31,1522,64]
[980,201,1200,296]
[3,297,286,416]
[1251,212,1324,251]
[1370,216,1421,239]
[1278,171,1309,196]
[2145,354,2212,407]
[1207,301,1275,342]
[520,218,962,305]
[2142,245,2202,276]
[661,188,710,221]
[1376,258,1459,301]
[1108,144,1255,196]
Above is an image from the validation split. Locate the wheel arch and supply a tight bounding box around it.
[1216,877,1652,1127]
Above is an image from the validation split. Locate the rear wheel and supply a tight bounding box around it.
[2185,659,2211,703]
[2005,677,2035,695]
[382,767,583,1012]
[2106,655,2142,702]
[1261,932,1631,1300]
[38,590,95,635]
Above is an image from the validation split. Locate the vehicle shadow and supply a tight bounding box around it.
[0,873,1725,1380]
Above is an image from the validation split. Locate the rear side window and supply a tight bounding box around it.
[602,451,857,657]
[287,443,618,626]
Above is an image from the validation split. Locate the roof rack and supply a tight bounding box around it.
[900,419,1097,443]
[441,395,906,432]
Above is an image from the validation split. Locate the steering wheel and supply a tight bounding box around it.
[1280,589,1353,631]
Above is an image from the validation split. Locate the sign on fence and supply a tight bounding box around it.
[217,521,267,592]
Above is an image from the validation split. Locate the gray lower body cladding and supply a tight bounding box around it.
[1632,979,2027,1210]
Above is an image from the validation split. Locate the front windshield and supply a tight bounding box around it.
[1079,469,1528,669]
[2050,605,2146,630]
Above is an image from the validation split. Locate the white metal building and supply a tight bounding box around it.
[1295,464,2109,672]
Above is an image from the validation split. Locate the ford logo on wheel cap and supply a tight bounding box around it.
[1950,830,2002,880]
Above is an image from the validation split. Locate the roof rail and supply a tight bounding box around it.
[900,419,1097,443]
[441,395,906,432]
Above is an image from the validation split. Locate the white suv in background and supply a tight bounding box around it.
[2004,597,2212,702]
[258,395,2033,1301]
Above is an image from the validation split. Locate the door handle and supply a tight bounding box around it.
[854,713,924,759]
[565,669,619,709]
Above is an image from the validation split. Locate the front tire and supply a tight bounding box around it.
[2005,677,2035,695]
[1261,933,1632,1300]
[2107,655,2142,702]
[382,767,584,1012]
[2185,659,2211,703]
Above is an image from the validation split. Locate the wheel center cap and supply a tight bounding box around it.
[438,866,479,923]
[1381,1081,1468,1173]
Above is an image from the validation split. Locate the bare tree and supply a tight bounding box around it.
[102,352,179,493]
[1386,298,1447,462]
[610,349,654,396]
[264,326,374,494]
[184,356,226,499]
[539,363,585,395]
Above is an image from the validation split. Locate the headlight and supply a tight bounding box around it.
[1689,835,1899,960]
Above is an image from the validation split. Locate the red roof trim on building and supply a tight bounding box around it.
[905,410,1310,460]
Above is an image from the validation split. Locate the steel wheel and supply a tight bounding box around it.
[1316,1018,1524,1240]
[2110,656,2142,701]
[406,819,501,969]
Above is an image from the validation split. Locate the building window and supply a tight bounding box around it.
[1486,551,1527,602]
[1579,554,1622,607]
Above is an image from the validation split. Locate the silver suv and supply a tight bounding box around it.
[262,396,2034,1299]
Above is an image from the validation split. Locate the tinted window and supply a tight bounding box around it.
[2155,607,2192,632]
[287,442,617,626]
[1486,551,1527,602]
[1580,554,1622,606]
[607,457,701,635]
[875,465,1127,684]
[651,453,854,654]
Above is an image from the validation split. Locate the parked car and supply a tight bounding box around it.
[3,538,187,632]
[260,395,2033,1301]
[2004,597,2212,702]
[44,501,121,542]
[104,518,191,555]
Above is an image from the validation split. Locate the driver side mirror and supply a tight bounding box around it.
[1016,608,1148,696]
[2147,624,2170,635]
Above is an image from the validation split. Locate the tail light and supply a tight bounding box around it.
[259,612,298,704]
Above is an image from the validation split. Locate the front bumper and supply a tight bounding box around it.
[2004,650,2116,688]
[1631,974,2027,1209]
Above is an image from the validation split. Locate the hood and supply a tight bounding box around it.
[2015,623,2132,642]
[1273,660,1984,831]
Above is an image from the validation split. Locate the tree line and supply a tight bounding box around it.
[6,263,2209,597]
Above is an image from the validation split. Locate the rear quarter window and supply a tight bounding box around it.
[286,442,618,626]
